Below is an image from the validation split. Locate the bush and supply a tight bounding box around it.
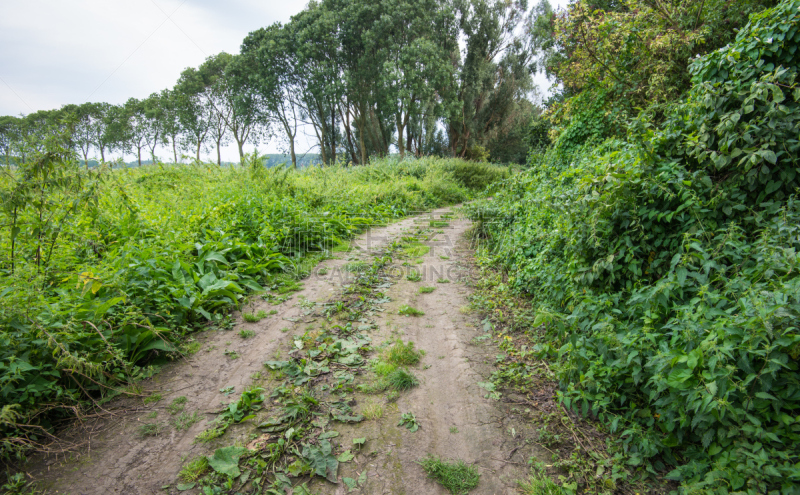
[467,2,800,492]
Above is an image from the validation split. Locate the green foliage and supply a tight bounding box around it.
[179,456,210,483]
[0,154,505,460]
[398,412,420,432]
[385,340,421,366]
[418,455,480,494]
[419,286,435,294]
[467,2,800,492]
[386,368,419,391]
[398,305,424,316]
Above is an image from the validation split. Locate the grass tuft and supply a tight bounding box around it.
[179,456,210,483]
[517,472,567,495]
[418,455,480,494]
[167,396,187,415]
[137,422,165,438]
[419,286,435,294]
[386,340,421,366]
[387,368,418,391]
[398,305,424,316]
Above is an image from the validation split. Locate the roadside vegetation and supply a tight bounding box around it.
[467,1,800,493]
[0,155,507,460]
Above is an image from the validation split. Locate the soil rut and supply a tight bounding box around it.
[33,208,545,495]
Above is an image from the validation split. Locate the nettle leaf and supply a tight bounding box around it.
[207,446,248,477]
[302,439,339,483]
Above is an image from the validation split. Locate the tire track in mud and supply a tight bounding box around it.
[32,207,546,495]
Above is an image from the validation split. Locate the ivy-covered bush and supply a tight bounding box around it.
[467,1,800,492]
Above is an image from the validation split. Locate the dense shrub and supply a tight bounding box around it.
[467,1,800,492]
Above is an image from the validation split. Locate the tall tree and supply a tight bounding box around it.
[124,98,149,167]
[143,93,166,163]
[175,66,213,162]
[241,23,303,168]
[224,54,267,164]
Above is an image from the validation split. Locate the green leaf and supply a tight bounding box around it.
[337,450,354,462]
[353,437,366,446]
[207,446,248,477]
[302,439,339,483]
[176,483,196,491]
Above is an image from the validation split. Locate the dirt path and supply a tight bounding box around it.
[33,208,545,495]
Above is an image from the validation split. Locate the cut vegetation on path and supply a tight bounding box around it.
[30,207,546,494]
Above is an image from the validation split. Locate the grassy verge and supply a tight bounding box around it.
[0,156,508,461]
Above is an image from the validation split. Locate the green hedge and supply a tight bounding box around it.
[467,2,800,492]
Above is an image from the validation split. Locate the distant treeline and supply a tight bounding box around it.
[0,0,546,169]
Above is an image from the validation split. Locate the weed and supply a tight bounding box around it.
[459,305,471,314]
[242,311,263,323]
[398,412,420,432]
[398,305,424,316]
[386,340,421,366]
[173,411,201,431]
[147,411,158,419]
[450,426,458,434]
[182,341,202,355]
[403,243,430,258]
[419,286,435,294]
[318,266,329,275]
[372,360,398,376]
[220,386,235,396]
[194,426,225,443]
[429,221,449,228]
[344,261,368,273]
[179,456,210,482]
[280,327,290,333]
[406,270,422,282]
[143,393,162,405]
[386,390,400,402]
[362,401,384,420]
[439,255,450,260]
[437,278,450,283]
[387,368,419,391]
[137,422,165,438]
[239,329,256,339]
[224,349,240,359]
[167,396,187,415]
[418,455,480,494]
[517,471,566,495]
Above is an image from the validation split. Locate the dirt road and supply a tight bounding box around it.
[33,207,545,495]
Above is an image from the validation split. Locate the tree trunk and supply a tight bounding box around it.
[82,150,89,169]
[237,138,245,165]
[396,113,405,159]
[172,139,177,163]
[289,139,296,169]
[196,142,201,162]
[216,138,222,166]
[137,148,142,167]
[100,147,105,163]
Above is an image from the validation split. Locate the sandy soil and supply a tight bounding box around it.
[30,207,546,495]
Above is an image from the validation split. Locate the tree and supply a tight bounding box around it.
[223,54,267,164]
[0,116,22,166]
[159,89,181,163]
[447,0,537,158]
[241,23,303,168]
[143,93,166,164]
[124,98,149,167]
[175,66,213,162]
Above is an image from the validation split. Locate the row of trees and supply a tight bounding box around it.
[0,0,545,168]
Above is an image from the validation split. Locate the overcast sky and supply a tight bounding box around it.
[0,0,566,162]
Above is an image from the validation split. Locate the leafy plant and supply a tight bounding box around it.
[239,329,256,339]
[406,270,422,282]
[419,286,435,294]
[398,412,420,432]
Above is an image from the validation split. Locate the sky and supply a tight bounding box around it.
[0,0,567,163]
